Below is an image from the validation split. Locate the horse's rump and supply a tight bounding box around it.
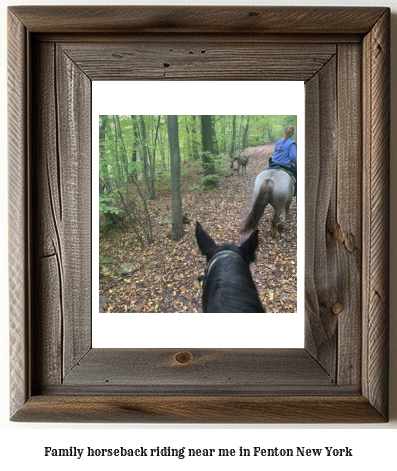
[242,168,294,236]
[242,178,274,233]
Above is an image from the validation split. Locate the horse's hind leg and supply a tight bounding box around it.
[285,200,291,219]
[271,220,278,238]
[271,209,282,238]
[277,209,287,238]
[278,199,292,237]
[272,206,288,239]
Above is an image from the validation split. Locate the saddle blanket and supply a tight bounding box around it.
[266,164,296,184]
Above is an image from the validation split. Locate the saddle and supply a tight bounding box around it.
[266,163,296,185]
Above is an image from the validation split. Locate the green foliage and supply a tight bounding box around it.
[188,184,203,192]
[155,172,171,191]
[99,194,119,216]
[99,254,109,265]
[99,114,297,197]
[201,172,219,190]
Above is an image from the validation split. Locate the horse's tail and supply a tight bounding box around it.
[241,179,274,233]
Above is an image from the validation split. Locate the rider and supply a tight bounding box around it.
[268,126,297,196]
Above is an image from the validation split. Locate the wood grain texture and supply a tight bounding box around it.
[60,42,335,81]
[336,44,362,386]
[362,9,390,419]
[32,42,63,388]
[8,6,390,423]
[304,43,364,386]
[62,349,333,391]
[31,42,92,387]
[8,10,30,419]
[11,396,385,424]
[9,6,387,34]
[304,57,338,377]
[55,44,92,376]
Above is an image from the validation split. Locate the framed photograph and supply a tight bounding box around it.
[93,83,304,348]
[8,6,390,423]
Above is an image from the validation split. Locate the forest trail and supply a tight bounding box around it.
[100,143,297,313]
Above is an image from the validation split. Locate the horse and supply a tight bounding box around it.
[195,222,264,313]
[242,167,295,238]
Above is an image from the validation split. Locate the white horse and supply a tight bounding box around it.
[242,168,295,238]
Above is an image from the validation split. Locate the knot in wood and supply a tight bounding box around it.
[174,351,194,365]
[333,225,344,244]
[331,302,344,316]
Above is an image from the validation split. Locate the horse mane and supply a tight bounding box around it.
[202,251,264,313]
[195,222,264,313]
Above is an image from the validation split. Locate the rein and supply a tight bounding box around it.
[198,250,243,288]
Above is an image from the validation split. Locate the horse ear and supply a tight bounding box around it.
[240,230,259,264]
[195,221,217,260]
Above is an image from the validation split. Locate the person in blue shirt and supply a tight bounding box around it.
[269,126,297,196]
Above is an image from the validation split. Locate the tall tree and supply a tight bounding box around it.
[200,115,217,190]
[112,115,123,188]
[242,115,251,149]
[211,116,219,155]
[167,115,184,241]
[230,115,237,155]
[114,115,130,204]
[191,115,200,160]
[132,115,156,200]
[130,115,139,180]
[99,115,109,193]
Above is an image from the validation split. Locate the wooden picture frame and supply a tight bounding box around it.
[8,6,390,423]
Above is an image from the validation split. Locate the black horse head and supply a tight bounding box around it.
[195,222,264,313]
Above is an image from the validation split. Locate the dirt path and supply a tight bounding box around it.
[99,144,297,313]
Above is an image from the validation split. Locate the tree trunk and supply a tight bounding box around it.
[192,115,200,160]
[130,115,139,180]
[200,115,217,190]
[238,115,244,149]
[115,115,130,209]
[243,115,250,149]
[99,115,111,190]
[211,116,219,155]
[137,115,156,200]
[230,115,237,155]
[167,115,184,241]
[222,115,227,153]
[112,115,122,188]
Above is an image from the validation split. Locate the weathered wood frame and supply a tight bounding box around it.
[8,6,390,423]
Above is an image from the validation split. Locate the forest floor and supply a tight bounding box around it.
[99,143,297,313]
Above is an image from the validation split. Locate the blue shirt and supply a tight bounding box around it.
[271,138,297,167]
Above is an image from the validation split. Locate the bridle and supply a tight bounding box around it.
[198,250,243,289]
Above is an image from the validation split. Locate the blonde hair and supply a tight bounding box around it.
[277,126,295,151]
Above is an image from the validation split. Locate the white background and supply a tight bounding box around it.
[92,81,305,348]
[1,0,396,469]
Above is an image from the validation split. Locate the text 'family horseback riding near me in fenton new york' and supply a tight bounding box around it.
[43,446,354,459]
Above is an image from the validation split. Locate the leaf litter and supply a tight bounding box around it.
[99,144,297,313]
